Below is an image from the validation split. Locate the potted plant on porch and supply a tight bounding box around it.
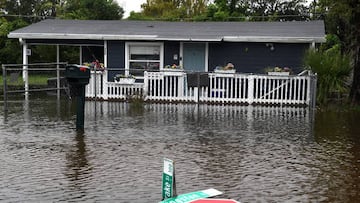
[214,63,236,73]
[265,66,291,75]
[83,60,105,71]
[163,64,183,71]
[114,74,136,84]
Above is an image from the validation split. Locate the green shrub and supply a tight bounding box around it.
[304,45,351,105]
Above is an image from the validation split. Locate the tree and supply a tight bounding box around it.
[1,0,125,20]
[203,0,247,21]
[182,0,208,17]
[0,0,59,66]
[60,0,124,20]
[140,0,180,20]
[0,0,58,23]
[274,0,309,21]
[35,0,59,18]
[0,0,125,66]
[207,0,309,21]
[346,0,360,105]
[0,18,28,64]
[315,0,360,104]
[129,0,208,20]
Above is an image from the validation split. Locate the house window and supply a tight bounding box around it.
[126,43,163,77]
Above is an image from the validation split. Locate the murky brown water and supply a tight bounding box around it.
[0,96,359,202]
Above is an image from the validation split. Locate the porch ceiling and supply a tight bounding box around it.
[8,19,326,43]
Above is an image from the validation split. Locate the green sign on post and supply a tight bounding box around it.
[162,158,176,200]
[159,188,223,203]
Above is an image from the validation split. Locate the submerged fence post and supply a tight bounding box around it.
[56,46,61,100]
[2,64,8,111]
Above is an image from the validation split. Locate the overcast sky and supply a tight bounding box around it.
[116,0,146,18]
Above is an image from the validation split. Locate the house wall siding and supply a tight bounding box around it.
[208,42,309,74]
[106,41,179,80]
[105,41,309,80]
[107,41,125,80]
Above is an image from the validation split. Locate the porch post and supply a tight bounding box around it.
[205,43,209,72]
[103,40,108,100]
[179,42,183,68]
[79,45,83,64]
[22,39,29,96]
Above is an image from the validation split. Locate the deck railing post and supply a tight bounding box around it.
[178,73,185,98]
[87,71,93,98]
[102,70,108,100]
[248,75,254,105]
[196,72,200,103]
[194,87,199,103]
[94,68,97,100]
[143,71,149,100]
[306,74,311,106]
[311,73,317,109]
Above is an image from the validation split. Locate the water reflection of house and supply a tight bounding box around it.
[8,20,325,106]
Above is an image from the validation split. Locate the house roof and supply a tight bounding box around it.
[8,19,325,43]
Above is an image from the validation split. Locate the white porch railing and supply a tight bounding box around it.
[86,71,106,99]
[86,70,317,107]
[107,82,144,100]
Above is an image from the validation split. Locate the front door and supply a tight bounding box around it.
[183,43,206,72]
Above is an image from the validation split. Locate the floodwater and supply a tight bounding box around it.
[0,95,359,202]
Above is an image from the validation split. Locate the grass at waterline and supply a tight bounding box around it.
[0,74,54,90]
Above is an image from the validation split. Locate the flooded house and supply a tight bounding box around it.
[8,20,325,106]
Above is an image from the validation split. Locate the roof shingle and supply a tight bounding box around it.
[8,19,326,43]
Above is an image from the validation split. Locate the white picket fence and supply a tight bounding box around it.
[85,70,317,107]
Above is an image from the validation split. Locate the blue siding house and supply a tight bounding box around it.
[9,19,325,78]
[8,20,324,106]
